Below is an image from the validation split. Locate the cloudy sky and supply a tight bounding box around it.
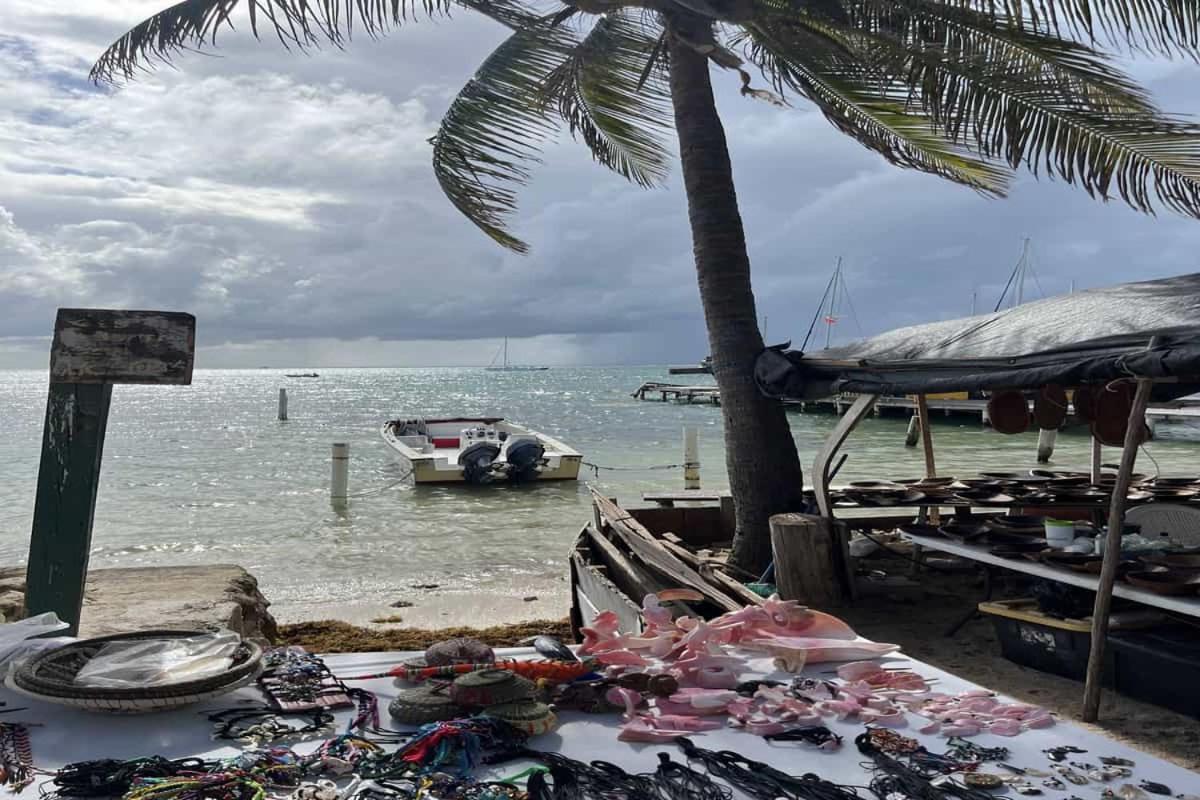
[2,2,1199,368]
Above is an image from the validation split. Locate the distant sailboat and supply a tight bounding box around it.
[485,338,549,372]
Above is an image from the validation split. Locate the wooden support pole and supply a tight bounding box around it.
[770,513,849,607]
[904,413,920,447]
[278,388,289,421]
[1082,378,1154,721]
[916,395,939,525]
[1036,428,1058,463]
[25,383,112,635]
[25,309,195,635]
[1090,437,1103,484]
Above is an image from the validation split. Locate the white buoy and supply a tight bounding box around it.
[683,426,700,489]
[278,388,288,421]
[331,442,349,506]
[1036,428,1058,463]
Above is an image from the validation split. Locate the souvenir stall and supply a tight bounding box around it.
[755,273,1200,722]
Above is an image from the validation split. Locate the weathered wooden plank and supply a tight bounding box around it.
[571,549,644,635]
[592,491,741,613]
[50,309,195,385]
[25,383,113,634]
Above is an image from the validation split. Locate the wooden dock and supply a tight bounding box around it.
[630,382,1200,431]
[632,382,723,404]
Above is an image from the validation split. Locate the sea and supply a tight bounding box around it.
[2,367,1199,623]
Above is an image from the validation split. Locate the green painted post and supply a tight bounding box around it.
[23,308,194,636]
[26,383,113,634]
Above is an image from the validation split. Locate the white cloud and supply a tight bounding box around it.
[1,2,1199,364]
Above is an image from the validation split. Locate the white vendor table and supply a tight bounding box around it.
[905,533,1200,619]
[7,648,1199,796]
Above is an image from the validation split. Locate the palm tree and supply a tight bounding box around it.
[93,0,1200,573]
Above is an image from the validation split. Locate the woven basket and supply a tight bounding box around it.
[11,630,262,714]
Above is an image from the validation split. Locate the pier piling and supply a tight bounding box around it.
[683,426,700,489]
[1036,428,1058,463]
[904,413,920,447]
[331,442,349,507]
[278,388,288,421]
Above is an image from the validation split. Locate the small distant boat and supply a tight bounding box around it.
[382,417,582,484]
[285,372,319,378]
[485,338,548,372]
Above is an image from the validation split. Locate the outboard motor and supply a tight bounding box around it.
[460,441,501,484]
[504,438,545,482]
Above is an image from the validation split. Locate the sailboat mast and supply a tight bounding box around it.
[1015,238,1030,307]
[825,257,842,349]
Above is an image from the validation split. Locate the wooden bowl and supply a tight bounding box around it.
[1042,552,1103,572]
[1139,553,1200,569]
[989,542,1047,558]
[995,514,1045,529]
[939,522,990,542]
[1124,570,1200,596]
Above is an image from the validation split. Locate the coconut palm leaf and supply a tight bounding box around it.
[90,0,539,83]
[755,10,1200,215]
[819,0,1159,113]
[944,0,1200,56]
[743,24,1013,191]
[431,24,580,253]
[541,13,674,187]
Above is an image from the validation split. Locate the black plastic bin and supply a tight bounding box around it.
[979,599,1106,681]
[1108,625,1200,719]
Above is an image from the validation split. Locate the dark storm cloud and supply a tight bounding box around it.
[2,1,1199,366]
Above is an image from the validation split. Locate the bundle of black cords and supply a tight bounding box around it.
[676,737,861,800]
[855,732,995,800]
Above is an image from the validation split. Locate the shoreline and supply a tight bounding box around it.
[271,588,571,629]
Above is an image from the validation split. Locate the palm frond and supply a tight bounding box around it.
[822,0,1159,113]
[789,13,1200,215]
[541,13,674,187]
[431,23,580,253]
[944,0,1200,57]
[743,24,1014,192]
[91,0,537,83]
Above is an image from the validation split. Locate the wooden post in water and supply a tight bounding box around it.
[26,309,195,635]
[1036,428,1057,463]
[916,395,939,525]
[683,426,700,489]
[1090,437,1103,483]
[904,413,920,447]
[278,388,288,421]
[331,443,350,508]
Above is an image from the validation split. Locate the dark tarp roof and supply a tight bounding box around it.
[756,273,1200,401]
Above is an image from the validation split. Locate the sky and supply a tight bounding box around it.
[2,2,1200,368]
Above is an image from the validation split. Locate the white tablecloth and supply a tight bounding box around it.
[7,648,1199,796]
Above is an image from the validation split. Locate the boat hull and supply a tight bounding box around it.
[381,417,582,485]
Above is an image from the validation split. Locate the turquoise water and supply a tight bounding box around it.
[1,367,1198,619]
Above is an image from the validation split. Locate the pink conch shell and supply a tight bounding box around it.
[987,719,1023,737]
[642,594,675,631]
[742,635,899,664]
[580,611,621,654]
[918,720,941,735]
[618,718,693,742]
[695,667,738,689]
[648,714,724,732]
[595,649,649,667]
[653,699,729,716]
[859,708,906,727]
[668,688,737,708]
[605,686,642,720]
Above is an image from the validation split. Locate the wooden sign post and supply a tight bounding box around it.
[25,309,195,634]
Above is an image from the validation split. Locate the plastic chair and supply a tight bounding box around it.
[1125,504,1200,547]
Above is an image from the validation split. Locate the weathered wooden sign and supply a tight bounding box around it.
[26,310,196,634]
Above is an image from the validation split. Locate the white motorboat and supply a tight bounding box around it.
[381,417,582,484]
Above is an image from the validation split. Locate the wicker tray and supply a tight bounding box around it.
[11,630,262,713]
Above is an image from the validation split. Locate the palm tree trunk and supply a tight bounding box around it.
[666,23,807,575]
